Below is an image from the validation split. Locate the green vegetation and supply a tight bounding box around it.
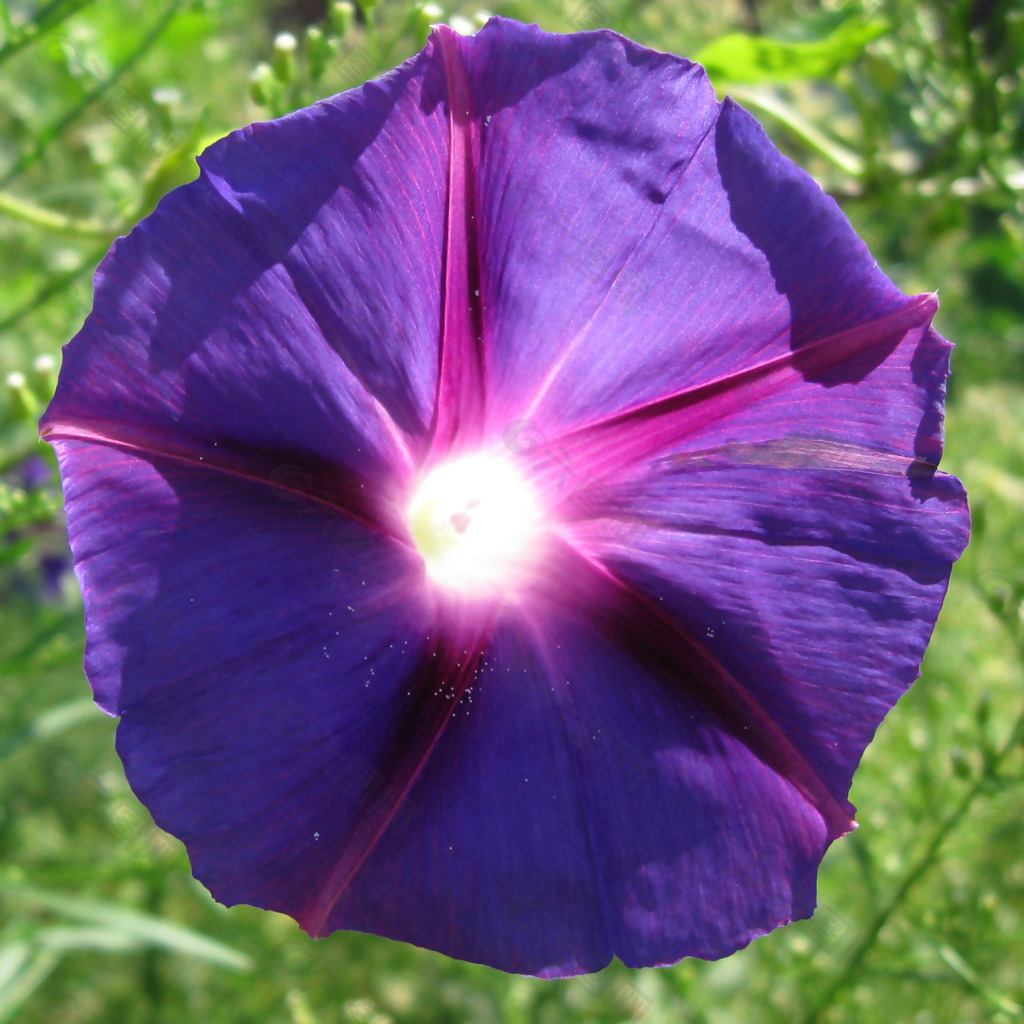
[2,1,1022,1021]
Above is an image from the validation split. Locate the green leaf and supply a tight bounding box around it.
[0,942,61,1024]
[696,17,889,84]
[0,883,252,971]
[0,698,100,762]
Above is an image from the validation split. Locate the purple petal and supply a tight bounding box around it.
[562,456,969,816]
[455,20,722,434]
[456,23,938,472]
[55,437,440,915]
[41,46,451,485]
[328,561,835,975]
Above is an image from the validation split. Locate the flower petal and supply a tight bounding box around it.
[462,22,935,466]
[456,19,720,433]
[563,454,969,813]
[54,437,438,917]
[323,573,835,975]
[42,45,451,485]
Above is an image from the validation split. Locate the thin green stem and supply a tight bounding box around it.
[933,941,1023,1016]
[0,190,113,236]
[0,0,97,69]
[800,586,1024,1024]
[0,239,108,336]
[0,0,184,190]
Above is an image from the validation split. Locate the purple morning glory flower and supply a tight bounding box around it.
[40,18,969,977]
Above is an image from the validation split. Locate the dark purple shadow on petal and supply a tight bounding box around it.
[42,421,409,544]
[520,299,937,509]
[530,536,856,841]
[298,604,495,937]
[567,117,686,208]
[715,99,951,474]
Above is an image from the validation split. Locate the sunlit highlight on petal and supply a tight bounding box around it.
[408,453,543,594]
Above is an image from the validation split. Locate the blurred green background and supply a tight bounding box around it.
[1,0,1022,1021]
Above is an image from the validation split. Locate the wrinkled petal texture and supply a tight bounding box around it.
[42,17,969,979]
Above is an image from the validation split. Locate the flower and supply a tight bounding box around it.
[40,17,969,978]
[1,453,71,602]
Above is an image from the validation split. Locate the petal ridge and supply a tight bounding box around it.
[44,421,407,542]
[429,25,487,459]
[527,294,938,501]
[532,538,857,838]
[299,610,495,937]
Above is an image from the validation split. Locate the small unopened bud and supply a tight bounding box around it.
[306,25,335,82]
[449,15,475,35]
[6,371,38,421]
[950,747,972,781]
[271,32,298,85]
[974,693,991,730]
[249,62,276,107]
[32,354,57,399]
[414,3,444,44]
[329,1,355,38]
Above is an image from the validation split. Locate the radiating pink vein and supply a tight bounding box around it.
[42,420,410,544]
[530,536,857,839]
[528,294,938,500]
[299,611,495,936]
[429,26,486,461]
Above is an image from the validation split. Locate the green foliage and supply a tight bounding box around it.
[695,13,889,85]
[2,1,1023,1022]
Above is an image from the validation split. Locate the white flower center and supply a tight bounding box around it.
[408,454,542,594]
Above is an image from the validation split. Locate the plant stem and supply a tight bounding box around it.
[0,0,184,189]
[0,190,112,236]
[801,585,1024,1024]
[0,0,97,70]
